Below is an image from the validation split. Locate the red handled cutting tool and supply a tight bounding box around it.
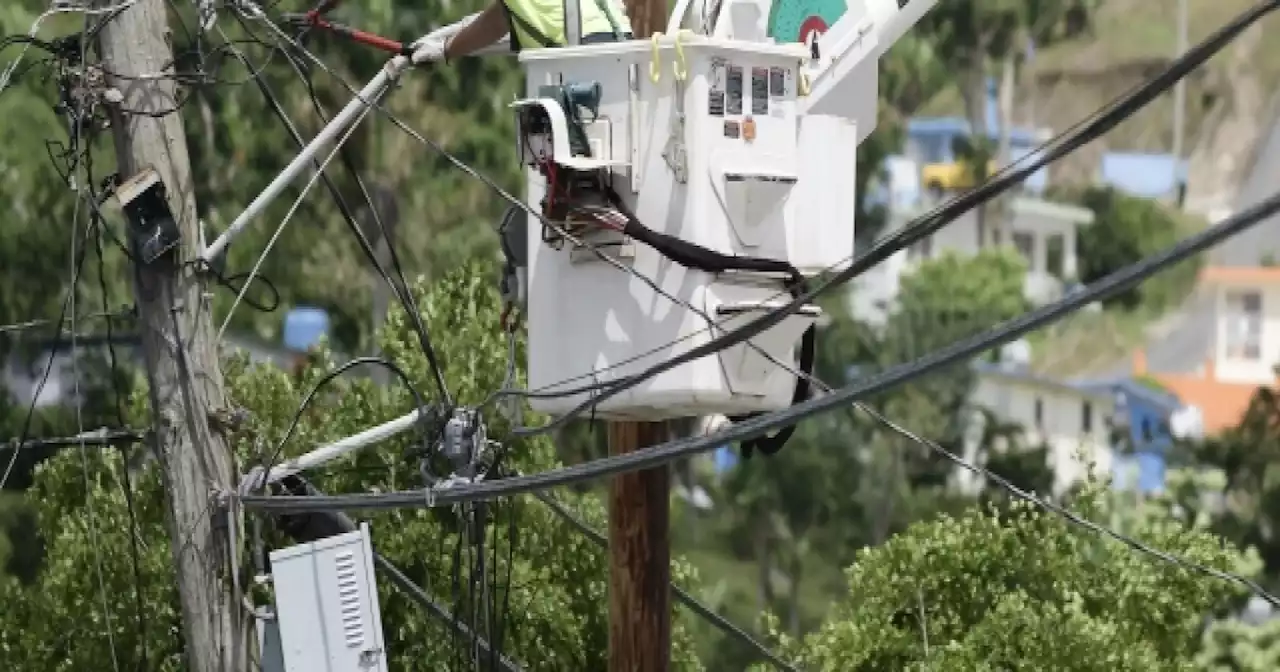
[284,0,411,55]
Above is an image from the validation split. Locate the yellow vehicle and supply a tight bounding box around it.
[906,117,1049,195]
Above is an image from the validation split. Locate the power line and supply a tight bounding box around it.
[214,20,454,407]
[0,309,132,336]
[235,183,1280,606]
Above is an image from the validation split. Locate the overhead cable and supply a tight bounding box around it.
[530,489,798,671]
[235,183,1280,606]
[214,24,453,405]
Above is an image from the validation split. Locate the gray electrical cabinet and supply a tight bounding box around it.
[269,523,389,671]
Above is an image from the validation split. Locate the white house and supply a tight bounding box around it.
[963,360,1116,497]
[1133,265,1280,437]
[852,195,1096,324]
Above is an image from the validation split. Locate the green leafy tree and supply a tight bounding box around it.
[762,482,1250,671]
[1069,185,1203,312]
[0,262,707,670]
[1198,616,1280,671]
[1190,384,1280,593]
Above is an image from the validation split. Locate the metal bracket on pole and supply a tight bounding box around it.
[239,409,425,492]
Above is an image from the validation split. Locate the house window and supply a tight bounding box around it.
[1012,232,1035,266]
[1033,398,1044,430]
[1081,401,1093,433]
[1224,290,1263,360]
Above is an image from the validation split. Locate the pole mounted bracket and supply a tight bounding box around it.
[115,166,182,264]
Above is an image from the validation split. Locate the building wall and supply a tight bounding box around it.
[970,372,1115,495]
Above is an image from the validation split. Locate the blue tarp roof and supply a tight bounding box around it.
[1070,376,1183,414]
[1099,153,1188,199]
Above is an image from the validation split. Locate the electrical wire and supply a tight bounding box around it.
[530,488,798,670]
[0,177,107,491]
[88,141,152,670]
[236,184,1280,606]
[63,40,122,662]
[213,86,377,341]
[270,32,454,407]
[0,309,133,336]
[372,552,524,672]
[250,356,434,494]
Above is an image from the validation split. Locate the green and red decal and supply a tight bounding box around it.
[766,0,848,44]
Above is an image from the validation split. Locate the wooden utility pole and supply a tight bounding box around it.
[608,7,671,672]
[96,1,248,670]
[607,420,672,672]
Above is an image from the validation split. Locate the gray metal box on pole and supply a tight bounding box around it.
[269,523,389,671]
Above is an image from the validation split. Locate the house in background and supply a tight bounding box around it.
[1136,266,1280,436]
[1071,376,1186,493]
[852,195,1095,325]
[905,116,1052,197]
[965,360,1117,497]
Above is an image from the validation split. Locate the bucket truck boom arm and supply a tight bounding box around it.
[797,0,939,122]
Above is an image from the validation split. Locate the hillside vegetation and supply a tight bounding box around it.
[922,0,1280,207]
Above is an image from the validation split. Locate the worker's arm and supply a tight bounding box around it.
[443,2,511,59]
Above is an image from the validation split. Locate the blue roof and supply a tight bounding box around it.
[1099,153,1188,199]
[1068,376,1183,414]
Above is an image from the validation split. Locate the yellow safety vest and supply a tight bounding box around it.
[502,0,631,51]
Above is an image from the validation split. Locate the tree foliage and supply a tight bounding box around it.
[1191,385,1280,593]
[1070,186,1203,312]
[0,263,706,670]
[1197,616,1280,671]
[763,484,1250,671]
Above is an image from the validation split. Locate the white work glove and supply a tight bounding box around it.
[410,35,448,64]
[410,14,478,63]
